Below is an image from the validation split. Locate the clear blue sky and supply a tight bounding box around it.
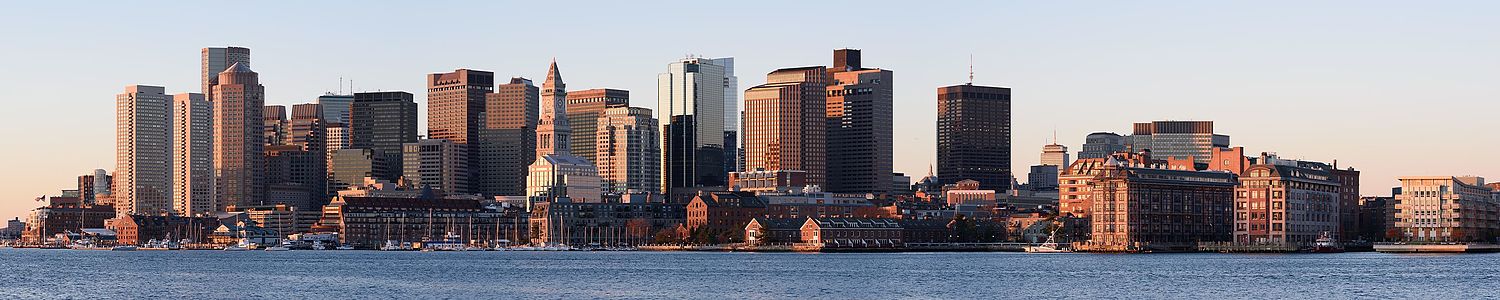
[1,1,1497,219]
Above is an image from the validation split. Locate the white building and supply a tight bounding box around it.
[596,107,659,194]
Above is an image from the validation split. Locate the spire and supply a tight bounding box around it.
[545,58,562,84]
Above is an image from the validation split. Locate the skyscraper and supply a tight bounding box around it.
[658,57,732,195]
[117,85,174,215]
[743,66,828,187]
[565,88,628,164]
[825,49,894,194]
[172,93,215,216]
[201,47,250,101]
[263,105,288,146]
[350,91,418,179]
[1078,132,1127,159]
[315,93,355,125]
[528,61,602,203]
[707,57,740,175]
[426,69,494,145]
[1041,143,1071,172]
[213,62,266,209]
[77,169,111,205]
[403,139,469,196]
[596,106,660,194]
[288,103,328,205]
[329,148,392,193]
[936,83,1011,192]
[1127,120,1229,164]
[476,78,538,197]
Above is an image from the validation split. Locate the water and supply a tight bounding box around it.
[0,249,1496,299]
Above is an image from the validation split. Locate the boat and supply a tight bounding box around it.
[1309,231,1344,253]
[379,240,413,251]
[223,239,252,251]
[264,246,291,251]
[335,245,356,250]
[1024,228,1073,253]
[421,232,467,251]
[111,245,138,251]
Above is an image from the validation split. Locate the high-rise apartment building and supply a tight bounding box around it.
[1127,121,1229,165]
[743,66,828,187]
[596,106,660,194]
[1042,143,1071,173]
[936,83,1011,192]
[658,57,733,195]
[117,85,174,215]
[403,139,470,196]
[826,49,893,195]
[476,78,538,197]
[528,61,602,203]
[263,105,288,146]
[213,62,266,209]
[565,88,628,164]
[172,93,215,216]
[350,91,418,179]
[1079,132,1127,159]
[201,47,250,101]
[1392,176,1498,242]
[426,69,494,145]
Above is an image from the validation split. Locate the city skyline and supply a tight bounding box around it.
[3,2,1499,219]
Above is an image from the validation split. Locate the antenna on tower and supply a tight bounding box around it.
[339,76,344,94]
[968,54,974,85]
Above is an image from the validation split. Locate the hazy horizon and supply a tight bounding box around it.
[1,1,1496,219]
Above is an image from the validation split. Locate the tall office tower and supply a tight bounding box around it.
[78,169,111,205]
[658,57,732,194]
[426,69,494,145]
[1078,132,1127,159]
[596,107,660,194]
[476,78,539,197]
[213,63,266,209]
[329,148,392,192]
[706,57,740,175]
[743,66,828,187]
[201,47,250,101]
[528,61,602,203]
[172,93,215,216]
[315,93,355,125]
[263,105,288,146]
[403,139,470,196]
[117,85,174,216]
[325,123,349,159]
[565,88,628,163]
[350,91,419,179]
[263,144,315,208]
[1126,120,1229,164]
[825,49,894,194]
[288,103,328,205]
[936,83,1012,192]
[1041,143,1071,172]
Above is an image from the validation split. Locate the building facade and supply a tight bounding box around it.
[426,69,494,146]
[403,139,470,196]
[1127,121,1229,165]
[744,66,828,187]
[528,61,603,204]
[172,93,215,216]
[1041,143,1070,173]
[350,91,418,178]
[320,197,527,249]
[1079,132,1127,159]
[826,49,893,195]
[1392,176,1498,242]
[528,201,686,246]
[1234,164,1341,246]
[936,83,1011,192]
[117,85,174,215]
[565,88,628,164]
[476,78,539,197]
[213,63,266,209]
[596,106,660,194]
[200,46,250,101]
[1081,162,1238,252]
[658,57,734,194]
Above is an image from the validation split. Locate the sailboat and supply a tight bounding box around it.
[1024,227,1072,253]
[224,238,251,251]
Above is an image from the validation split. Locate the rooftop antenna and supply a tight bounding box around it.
[968,54,974,85]
[339,76,344,94]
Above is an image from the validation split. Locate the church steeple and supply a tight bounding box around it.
[537,59,570,159]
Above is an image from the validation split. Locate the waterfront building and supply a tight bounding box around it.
[329,149,393,193]
[744,217,803,244]
[1330,164,1362,242]
[201,46,250,101]
[426,68,494,146]
[658,57,734,195]
[350,91,419,177]
[1126,120,1229,165]
[213,62,267,209]
[826,49,894,195]
[22,197,115,244]
[527,61,603,204]
[596,106,660,194]
[1078,157,1238,252]
[728,170,807,193]
[686,191,764,230]
[799,218,903,249]
[403,139,470,196]
[105,215,218,246]
[117,85,174,216]
[1391,176,1498,242]
[1233,163,1340,246]
[528,201,686,246]
[263,105,288,146]
[319,196,527,249]
[77,169,111,205]
[1078,132,1127,159]
[228,204,321,236]
[744,66,828,187]
[565,88,628,164]
[0,218,24,240]
[1358,196,1393,241]
[936,83,1011,192]
[172,93,215,216]
[476,78,539,197]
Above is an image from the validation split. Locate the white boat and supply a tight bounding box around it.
[264,246,291,251]
[1024,228,1072,253]
[111,245,138,251]
[335,245,356,250]
[379,240,412,251]
[420,232,467,251]
[223,239,252,251]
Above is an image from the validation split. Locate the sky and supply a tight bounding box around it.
[1,1,1496,220]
